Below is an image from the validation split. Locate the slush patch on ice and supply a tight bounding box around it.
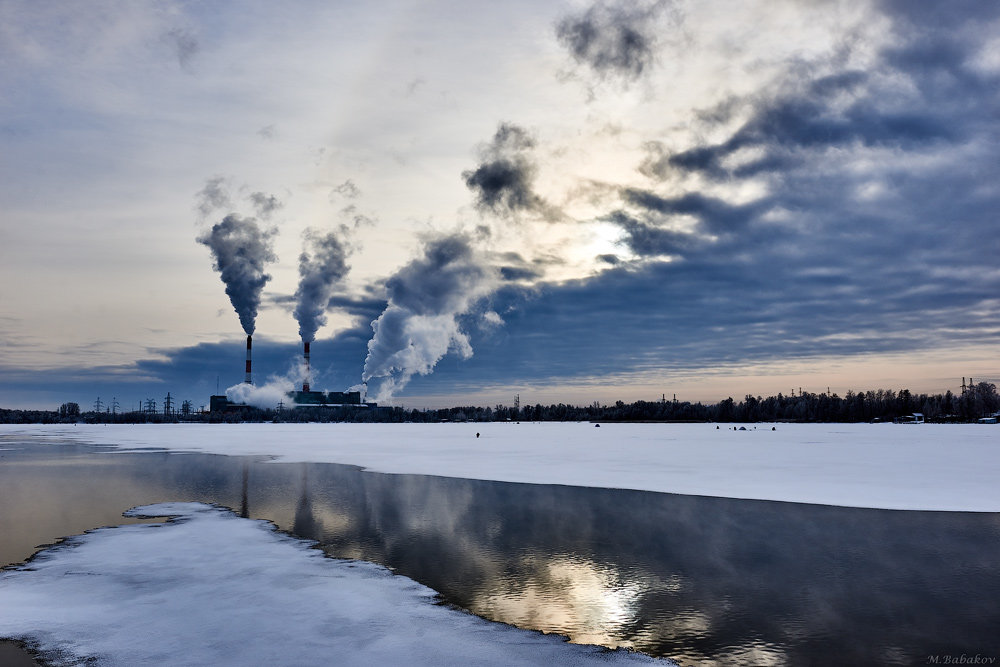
[0,502,668,666]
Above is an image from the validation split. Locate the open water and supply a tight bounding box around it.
[1,434,998,666]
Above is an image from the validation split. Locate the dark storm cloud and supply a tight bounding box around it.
[621,189,758,235]
[197,214,277,336]
[294,230,351,342]
[463,123,553,219]
[0,327,376,409]
[327,293,388,322]
[17,1,1000,408]
[878,0,1000,30]
[604,211,697,257]
[494,250,544,282]
[660,3,996,183]
[556,1,670,81]
[248,192,282,220]
[390,0,1000,392]
[194,176,231,219]
[664,83,954,179]
[396,220,1000,394]
[599,189,762,260]
[270,288,386,326]
[141,334,370,394]
[499,266,543,282]
[133,333,369,402]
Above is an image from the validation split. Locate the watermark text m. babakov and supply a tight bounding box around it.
[927,656,997,665]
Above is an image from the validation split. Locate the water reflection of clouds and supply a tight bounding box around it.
[716,642,788,667]
[480,555,648,648]
[633,608,710,644]
[4,438,999,666]
[264,460,1000,666]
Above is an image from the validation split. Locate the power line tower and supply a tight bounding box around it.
[181,400,192,416]
[144,398,157,414]
[163,392,174,416]
[111,397,120,415]
[93,397,103,413]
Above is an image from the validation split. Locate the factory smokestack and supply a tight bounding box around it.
[303,341,311,392]
[245,335,253,385]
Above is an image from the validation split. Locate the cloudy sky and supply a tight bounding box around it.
[2,0,998,410]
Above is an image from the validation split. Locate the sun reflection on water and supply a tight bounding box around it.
[475,554,649,648]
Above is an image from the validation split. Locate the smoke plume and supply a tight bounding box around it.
[198,214,277,335]
[362,234,497,401]
[195,176,231,219]
[463,123,548,218]
[249,192,282,220]
[556,1,670,81]
[294,229,351,343]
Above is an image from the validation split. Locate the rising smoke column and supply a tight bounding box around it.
[362,234,497,402]
[294,229,351,343]
[198,214,277,335]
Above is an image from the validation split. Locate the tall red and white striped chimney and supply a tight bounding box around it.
[244,335,253,384]
[303,341,311,392]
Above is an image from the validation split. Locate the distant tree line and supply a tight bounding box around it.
[1,382,997,424]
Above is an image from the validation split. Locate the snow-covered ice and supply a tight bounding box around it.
[0,502,667,666]
[3,421,998,511]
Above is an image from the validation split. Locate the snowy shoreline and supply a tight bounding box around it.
[0,502,668,666]
[2,422,998,512]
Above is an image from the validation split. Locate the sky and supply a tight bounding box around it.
[1,0,998,410]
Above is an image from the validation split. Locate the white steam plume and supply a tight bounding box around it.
[362,234,497,402]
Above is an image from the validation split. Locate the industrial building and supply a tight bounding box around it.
[287,390,367,407]
[209,390,373,412]
[209,338,375,412]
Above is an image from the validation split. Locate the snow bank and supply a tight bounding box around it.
[0,502,665,666]
[3,422,998,511]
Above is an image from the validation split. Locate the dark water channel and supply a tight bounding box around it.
[1,435,999,666]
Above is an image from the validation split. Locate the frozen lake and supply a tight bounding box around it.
[2,427,999,665]
[6,421,999,511]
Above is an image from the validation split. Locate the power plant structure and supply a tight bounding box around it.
[210,336,375,413]
[287,340,369,407]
